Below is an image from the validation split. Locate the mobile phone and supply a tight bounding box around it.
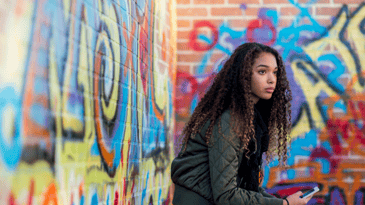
[300,186,319,199]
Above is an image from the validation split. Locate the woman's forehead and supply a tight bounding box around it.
[253,53,277,66]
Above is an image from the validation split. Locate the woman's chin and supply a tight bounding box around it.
[260,94,273,100]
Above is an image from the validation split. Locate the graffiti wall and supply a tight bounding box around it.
[0,0,176,204]
[175,0,365,204]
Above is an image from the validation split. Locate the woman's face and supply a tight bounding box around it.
[250,52,278,104]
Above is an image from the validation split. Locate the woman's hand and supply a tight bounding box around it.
[283,191,312,205]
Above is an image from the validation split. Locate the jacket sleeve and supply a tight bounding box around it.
[208,113,283,205]
[259,187,276,198]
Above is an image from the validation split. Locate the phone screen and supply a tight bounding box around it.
[300,187,319,199]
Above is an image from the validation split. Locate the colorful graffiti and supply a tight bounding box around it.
[0,0,176,204]
[175,1,365,204]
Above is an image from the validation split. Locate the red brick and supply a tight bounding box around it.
[228,19,250,28]
[280,7,300,16]
[177,42,190,51]
[317,19,332,27]
[177,8,208,16]
[211,7,243,16]
[281,7,313,16]
[194,0,224,4]
[204,65,215,73]
[244,7,259,16]
[334,0,364,3]
[210,53,225,63]
[193,19,224,27]
[177,65,192,73]
[177,0,190,4]
[298,0,329,3]
[228,0,260,3]
[298,17,311,25]
[263,0,288,4]
[177,31,191,39]
[349,6,358,14]
[178,20,191,28]
[278,19,292,27]
[316,7,341,16]
[192,63,214,69]
[177,38,189,43]
[194,29,215,38]
[178,53,204,62]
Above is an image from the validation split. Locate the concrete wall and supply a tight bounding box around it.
[0,0,176,204]
[174,0,365,204]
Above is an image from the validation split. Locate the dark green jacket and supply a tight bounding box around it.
[171,110,284,205]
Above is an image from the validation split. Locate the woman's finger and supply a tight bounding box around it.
[305,196,312,203]
[295,191,303,196]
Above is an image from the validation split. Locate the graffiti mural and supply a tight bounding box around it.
[175,2,365,204]
[0,0,176,204]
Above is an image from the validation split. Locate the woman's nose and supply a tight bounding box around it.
[268,74,276,84]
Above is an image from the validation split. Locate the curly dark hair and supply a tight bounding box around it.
[180,42,292,165]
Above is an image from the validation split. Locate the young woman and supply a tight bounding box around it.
[171,43,312,205]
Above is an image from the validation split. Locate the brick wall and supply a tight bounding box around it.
[0,0,176,204]
[175,0,365,204]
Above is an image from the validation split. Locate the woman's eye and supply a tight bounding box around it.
[274,71,278,75]
[258,70,265,74]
